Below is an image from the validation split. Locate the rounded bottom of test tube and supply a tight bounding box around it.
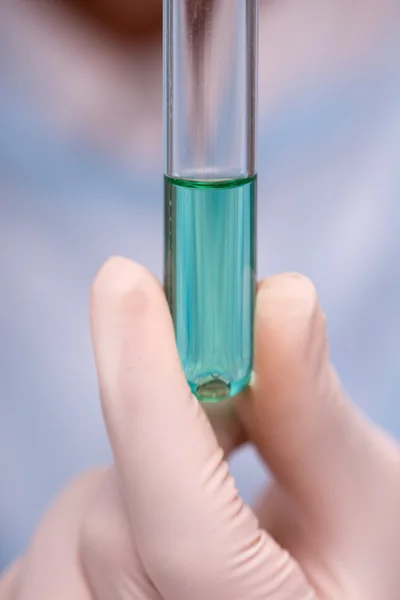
[190,374,251,403]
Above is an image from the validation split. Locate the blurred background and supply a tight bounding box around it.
[1,0,400,570]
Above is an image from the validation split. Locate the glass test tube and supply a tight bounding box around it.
[164,0,258,401]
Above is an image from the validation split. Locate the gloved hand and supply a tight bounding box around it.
[1,257,400,600]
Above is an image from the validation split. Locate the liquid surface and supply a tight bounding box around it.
[164,175,256,401]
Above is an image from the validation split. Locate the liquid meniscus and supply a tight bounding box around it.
[164,175,257,402]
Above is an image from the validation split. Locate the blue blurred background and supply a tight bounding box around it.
[1,0,400,570]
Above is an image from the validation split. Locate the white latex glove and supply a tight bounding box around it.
[1,257,400,600]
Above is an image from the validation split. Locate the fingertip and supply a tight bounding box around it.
[254,273,328,382]
[257,273,322,331]
[237,272,333,462]
[92,255,146,297]
[90,256,165,323]
[89,256,182,427]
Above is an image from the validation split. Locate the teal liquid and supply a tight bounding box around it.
[164,175,256,401]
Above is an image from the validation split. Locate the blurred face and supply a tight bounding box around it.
[61,0,163,42]
[62,1,260,44]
